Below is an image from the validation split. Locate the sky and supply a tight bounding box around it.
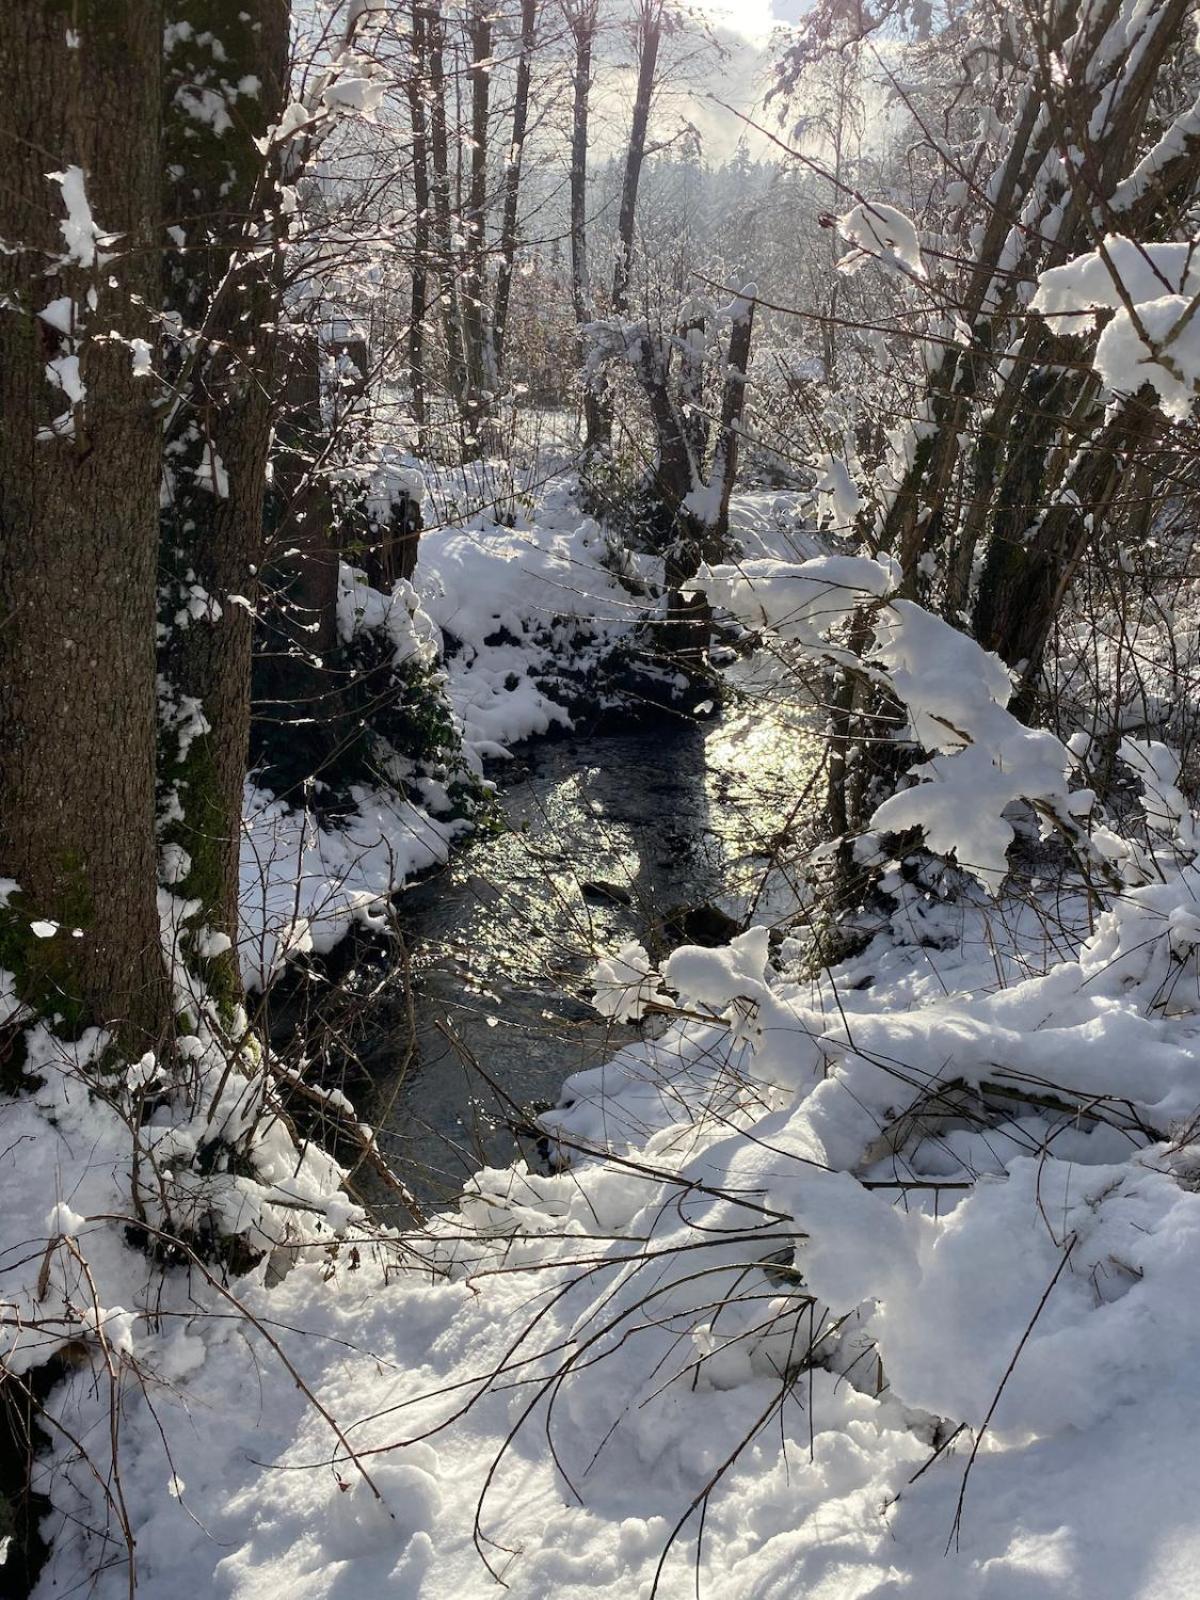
[666,0,819,159]
[702,0,810,43]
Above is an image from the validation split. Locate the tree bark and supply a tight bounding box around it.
[588,0,661,455]
[458,0,495,448]
[0,0,169,1044]
[159,0,291,1012]
[424,1,469,418]
[610,0,662,316]
[973,389,1159,703]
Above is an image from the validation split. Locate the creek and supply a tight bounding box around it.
[362,665,822,1212]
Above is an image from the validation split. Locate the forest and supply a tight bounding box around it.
[2,0,1199,1594]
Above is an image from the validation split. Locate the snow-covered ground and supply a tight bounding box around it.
[416,481,654,756]
[9,486,1200,1600]
[23,845,1200,1599]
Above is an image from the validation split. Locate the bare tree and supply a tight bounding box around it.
[405,0,434,437]
[563,0,605,445]
[611,0,666,315]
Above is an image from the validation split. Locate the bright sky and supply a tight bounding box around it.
[699,0,808,44]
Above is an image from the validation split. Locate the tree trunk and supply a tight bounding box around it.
[425,1,469,419]
[492,0,539,377]
[588,0,661,455]
[0,0,169,1045]
[406,0,433,438]
[660,293,756,662]
[251,335,345,791]
[565,0,605,448]
[973,390,1159,703]
[610,0,662,316]
[459,0,495,448]
[159,0,291,1013]
[699,290,755,558]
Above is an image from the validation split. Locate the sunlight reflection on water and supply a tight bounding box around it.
[367,659,823,1207]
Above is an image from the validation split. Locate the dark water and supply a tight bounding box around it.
[363,678,821,1210]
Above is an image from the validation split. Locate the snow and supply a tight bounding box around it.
[836,201,927,280]
[258,100,313,151]
[416,489,650,755]
[238,780,458,988]
[19,5,1200,1585]
[21,823,1200,1599]
[812,455,865,529]
[9,480,1200,1600]
[45,352,83,405]
[1032,236,1200,418]
[699,553,897,654]
[193,446,230,498]
[698,561,1088,891]
[321,60,386,119]
[590,940,665,1020]
[869,600,1084,890]
[37,296,73,336]
[46,164,104,268]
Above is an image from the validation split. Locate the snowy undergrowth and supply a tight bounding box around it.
[237,564,468,988]
[18,520,1200,1600]
[239,777,459,989]
[22,800,1200,1599]
[0,880,370,1590]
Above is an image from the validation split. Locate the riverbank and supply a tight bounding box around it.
[11,492,1200,1600]
[29,808,1200,1600]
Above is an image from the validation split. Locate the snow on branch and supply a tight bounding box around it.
[867,602,1087,890]
[698,554,897,656]
[1032,235,1200,418]
[698,560,1091,890]
[835,201,926,281]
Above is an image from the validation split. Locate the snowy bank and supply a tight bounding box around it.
[23,820,1200,1599]
[234,484,660,989]
[416,487,656,756]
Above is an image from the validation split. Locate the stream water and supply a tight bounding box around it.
[362,665,823,1212]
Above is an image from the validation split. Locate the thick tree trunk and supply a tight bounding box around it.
[973,391,1159,704]
[0,0,169,1044]
[159,0,290,1011]
[252,336,344,790]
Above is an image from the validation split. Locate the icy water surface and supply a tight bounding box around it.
[365,667,823,1208]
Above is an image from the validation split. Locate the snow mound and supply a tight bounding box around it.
[417,505,651,755]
